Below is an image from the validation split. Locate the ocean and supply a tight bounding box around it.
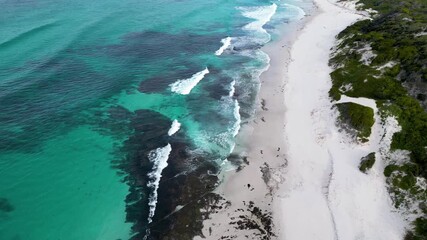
[0,0,309,239]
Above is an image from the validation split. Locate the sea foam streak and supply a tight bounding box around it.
[232,99,241,137]
[146,144,172,223]
[215,37,232,56]
[240,3,277,35]
[226,99,241,155]
[170,68,209,95]
[168,120,181,136]
[229,80,236,97]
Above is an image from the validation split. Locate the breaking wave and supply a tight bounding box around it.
[146,144,172,223]
[239,3,277,42]
[229,80,236,98]
[168,119,181,136]
[170,68,209,95]
[215,37,232,56]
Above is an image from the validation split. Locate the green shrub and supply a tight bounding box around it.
[336,102,375,141]
[359,152,376,173]
[336,0,427,233]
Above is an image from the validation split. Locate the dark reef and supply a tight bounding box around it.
[0,198,14,213]
[109,107,221,239]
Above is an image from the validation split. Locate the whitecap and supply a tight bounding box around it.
[168,119,181,136]
[240,3,277,35]
[146,144,172,223]
[229,80,236,97]
[232,99,241,137]
[170,68,209,95]
[215,37,232,56]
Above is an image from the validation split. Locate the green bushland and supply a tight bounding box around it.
[405,218,427,240]
[336,102,375,142]
[384,164,418,192]
[359,152,376,173]
[332,0,427,237]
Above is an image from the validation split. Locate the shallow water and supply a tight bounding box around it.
[0,0,311,238]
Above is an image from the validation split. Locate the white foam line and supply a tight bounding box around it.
[229,80,236,97]
[146,144,172,223]
[168,120,181,136]
[170,68,209,95]
[215,37,232,56]
[240,3,278,35]
[232,99,241,137]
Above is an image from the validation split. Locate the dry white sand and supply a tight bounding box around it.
[194,17,303,240]
[278,0,407,239]
[194,0,408,239]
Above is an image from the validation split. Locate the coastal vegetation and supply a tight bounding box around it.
[336,102,375,142]
[330,0,427,237]
[359,152,376,173]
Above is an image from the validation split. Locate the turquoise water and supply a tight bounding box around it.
[0,0,311,239]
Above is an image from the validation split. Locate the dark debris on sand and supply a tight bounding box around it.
[230,201,275,240]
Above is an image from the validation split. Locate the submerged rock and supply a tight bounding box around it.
[0,198,14,213]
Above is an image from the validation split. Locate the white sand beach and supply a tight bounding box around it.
[278,0,407,239]
[195,0,408,239]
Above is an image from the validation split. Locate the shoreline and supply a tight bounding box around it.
[195,0,408,239]
[194,4,317,239]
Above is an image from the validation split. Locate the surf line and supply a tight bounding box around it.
[170,68,209,95]
[144,120,180,239]
[215,37,232,56]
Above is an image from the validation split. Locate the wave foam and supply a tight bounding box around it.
[229,80,236,97]
[282,3,306,20]
[168,120,181,136]
[170,68,209,95]
[232,99,241,137]
[240,4,277,36]
[215,37,232,56]
[146,144,172,223]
